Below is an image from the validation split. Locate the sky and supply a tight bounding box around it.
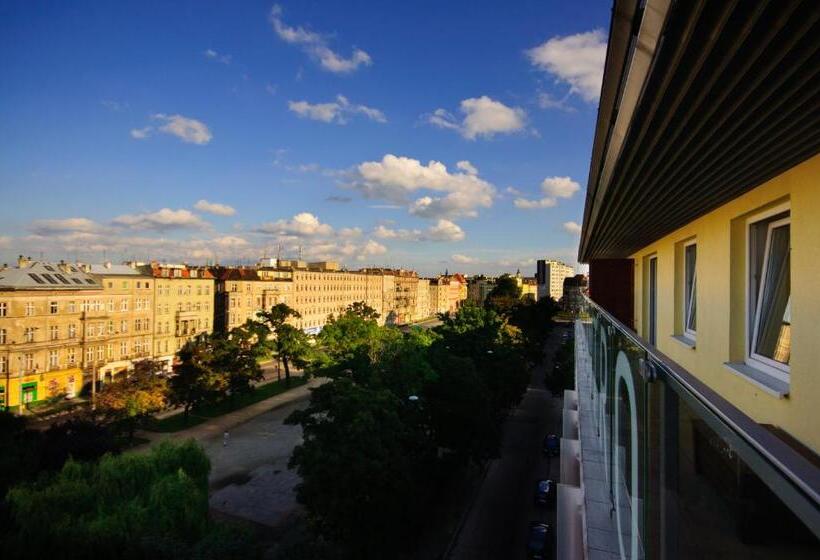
[0,0,611,276]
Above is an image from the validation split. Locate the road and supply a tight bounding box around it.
[448,323,569,560]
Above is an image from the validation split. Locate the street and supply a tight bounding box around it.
[448,323,568,560]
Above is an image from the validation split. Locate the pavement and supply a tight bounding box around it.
[447,324,569,560]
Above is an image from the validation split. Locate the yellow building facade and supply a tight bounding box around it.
[629,155,820,452]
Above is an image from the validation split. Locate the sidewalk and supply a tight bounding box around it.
[133,376,325,452]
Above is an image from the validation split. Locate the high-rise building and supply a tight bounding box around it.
[535,259,574,301]
[560,1,820,556]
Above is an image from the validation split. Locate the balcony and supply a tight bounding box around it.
[558,296,819,558]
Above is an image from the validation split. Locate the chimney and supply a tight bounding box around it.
[104,261,112,269]
[17,255,31,268]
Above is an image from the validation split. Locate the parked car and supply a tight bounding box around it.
[527,522,552,559]
[534,479,555,507]
[543,434,559,457]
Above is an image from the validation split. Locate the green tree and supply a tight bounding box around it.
[96,359,168,440]
[209,322,265,400]
[257,303,311,386]
[168,336,225,421]
[484,274,522,316]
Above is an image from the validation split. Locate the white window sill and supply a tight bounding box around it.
[723,362,789,398]
[670,334,696,349]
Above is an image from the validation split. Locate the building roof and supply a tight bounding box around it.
[579,0,820,261]
[86,263,149,277]
[0,262,103,290]
[211,267,261,281]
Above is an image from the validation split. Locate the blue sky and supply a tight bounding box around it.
[0,0,610,276]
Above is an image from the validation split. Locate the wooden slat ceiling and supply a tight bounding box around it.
[579,0,820,262]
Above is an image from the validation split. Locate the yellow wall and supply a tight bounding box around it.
[1,366,83,409]
[631,154,820,452]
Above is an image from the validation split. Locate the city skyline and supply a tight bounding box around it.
[0,0,609,275]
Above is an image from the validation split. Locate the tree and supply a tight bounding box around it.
[209,322,265,400]
[168,336,226,421]
[97,359,168,440]
[509,296,560,365]
[346,301,380,320]
[257,303,311,386]
[5,440,213,559]
[484,274,522,316]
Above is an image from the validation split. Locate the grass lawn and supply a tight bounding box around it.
[147,376,309,433]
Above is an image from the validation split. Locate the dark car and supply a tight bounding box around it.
[527,522,552,559]
[543,434,559,457]
[534,479,555,506]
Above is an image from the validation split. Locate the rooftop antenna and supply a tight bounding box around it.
[298,245,303,260]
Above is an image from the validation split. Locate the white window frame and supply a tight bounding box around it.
[682,239,697,341]
[745,203,791,382]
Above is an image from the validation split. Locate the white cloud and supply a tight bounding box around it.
[513,197,557,209]
[526,30,607,103]
[426,219,465,242]
[456,160,478,175]
[194,199,236,216]
[269,5,372,74]
[359,240,387,259]
[130,114,213,145]
[204,48,232,64]
[537,92,575,112]
[254,212,333,237]
[372,225,422,241]
[428,96,527,140]
[505,186,523,196]
[513,176,581,209]
[351,154,495,219]
[30,217,102,236]
[130,127,151,140]
[451,254,477,264]
[563,221,582,235]
[541,176,581,198]
[111,208,209,231]
[153,114,213,145]
[338,227,362,238]
[288,95,386,124]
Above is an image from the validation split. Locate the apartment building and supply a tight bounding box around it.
[212,268,279,332]
[86,263,154,382]
[414,278,430,321]
[561,1,820,557]
[467,276,495,305]
[144,263,215,371]
[535,259,574,301]
[429,275,467,315]
[0,259,101,408]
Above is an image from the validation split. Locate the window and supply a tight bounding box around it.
[0,356,6,374]
[0,302,5,317]
[24,353,34,371]
[68,324,76,338]
[68,301,76,313]
[49,350,59,369]
[97,346,104,360]
[120,341,127,356]
[67,348,76,364]
[28,273,45,284]
[50,301,58,314]
[683,242,697,339]
[24,327,35,342]
[0,328,4,344]
[748,208,791,378]
[25,302,35,316]
[121,320,128,333]
[86,347,93,364]
[50,325,59,340]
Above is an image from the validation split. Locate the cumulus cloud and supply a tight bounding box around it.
[563,221,582,235]
[204,48,232,64]
[451,254,477,264]
[254,212,333,237]
[194,199,236,216]
[338,227,363,238]
[288,95,386,124]
[426,219,465,242]
[526,30,607,103]
[30,217,102,236]
[111,208,209,231]
[372,225,423,241]
[513,176,581,210]
[428,96,527,140]
[350,155,494,219]
[130,114,213,145]
[269,5,372,74]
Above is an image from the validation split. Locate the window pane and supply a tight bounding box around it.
[685,245,697,332]
[754,224,790,365]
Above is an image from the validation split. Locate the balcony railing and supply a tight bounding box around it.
[571,295,819,557]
